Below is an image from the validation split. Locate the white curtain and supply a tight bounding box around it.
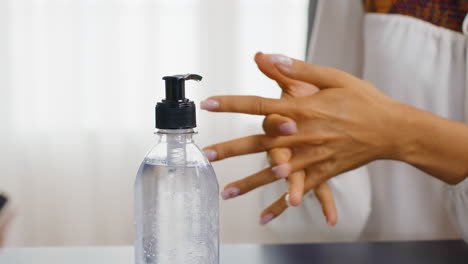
[0,0,308,246]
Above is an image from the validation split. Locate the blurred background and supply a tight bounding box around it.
[0,0,309,246]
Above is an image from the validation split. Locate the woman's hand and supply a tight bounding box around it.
[206,52,338,226]
[202,53,407,225]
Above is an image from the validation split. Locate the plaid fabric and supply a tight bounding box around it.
[364,0,468,32]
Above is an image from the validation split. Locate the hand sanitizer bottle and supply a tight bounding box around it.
[134,74,219,264]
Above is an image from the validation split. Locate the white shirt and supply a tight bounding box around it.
[264,0,468,242]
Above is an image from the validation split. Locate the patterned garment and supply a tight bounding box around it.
[364,0,468,32]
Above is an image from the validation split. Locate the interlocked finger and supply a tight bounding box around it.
[314,182,337,227]
[220,167,282,200]
[263,114,297,136]
[287,170,305,207]
[259,193,289,225]
[204,135,298,162]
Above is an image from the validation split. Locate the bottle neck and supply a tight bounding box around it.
[156,128,195,144]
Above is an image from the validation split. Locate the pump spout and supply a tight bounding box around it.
[162,74,202,102]
[180,73,202,82]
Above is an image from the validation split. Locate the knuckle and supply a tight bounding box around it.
[321,158,337,175]
[290,98,310,118]
[315,183,330,196]
[271,149,290,165]
[312,160,336,181]
[314,146,333,160]
[256,136,270,151]
[214,145,227,160]
[304,172,318,189]
[216,143,234,160]
[271,154,283,166]
[268,149,284,165]
[253,96,266,115]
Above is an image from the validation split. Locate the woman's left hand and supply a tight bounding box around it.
[202,54,410,225]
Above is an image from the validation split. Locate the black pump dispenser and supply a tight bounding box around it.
[156,74,202,129]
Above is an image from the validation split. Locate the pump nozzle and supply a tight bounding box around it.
[162,74,202,102]
[156,74,203,129]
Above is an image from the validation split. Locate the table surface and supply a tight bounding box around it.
[1,240,468,264]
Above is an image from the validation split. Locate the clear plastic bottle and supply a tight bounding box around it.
[134,74,219,264]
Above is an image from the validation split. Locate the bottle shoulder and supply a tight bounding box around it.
[144,141,212,168]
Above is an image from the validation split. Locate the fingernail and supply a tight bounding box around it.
[272,164,290,178]
[220,187,240,200]
[285,193,292,207]
[200,99,219,111]
[203,149,217,161]
[270,54,293,68]
[278,122,297,135]
[327,221,335,227]
[259,213,275,225]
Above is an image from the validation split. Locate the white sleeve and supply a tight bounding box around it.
[445,177,468,243]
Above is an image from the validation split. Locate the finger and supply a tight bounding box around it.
[203,135,298,162]
[272,147,332,178]
[302,164,338,226]
[262,114,297,136]
[313,182,337,227]
[256,52,321,98]
[259,193,288,225]
[254,52,295,89]
[269,54,358,89]
[200,95,293,116]
[302,159,340,191]
[287,170,305,206]
[220,167,280,200]
[268,147,293,179]
[267,147,292,166]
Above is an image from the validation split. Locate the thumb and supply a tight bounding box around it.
[255,52,320,97]
[269,54,358,89]
[254,52,293,89]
